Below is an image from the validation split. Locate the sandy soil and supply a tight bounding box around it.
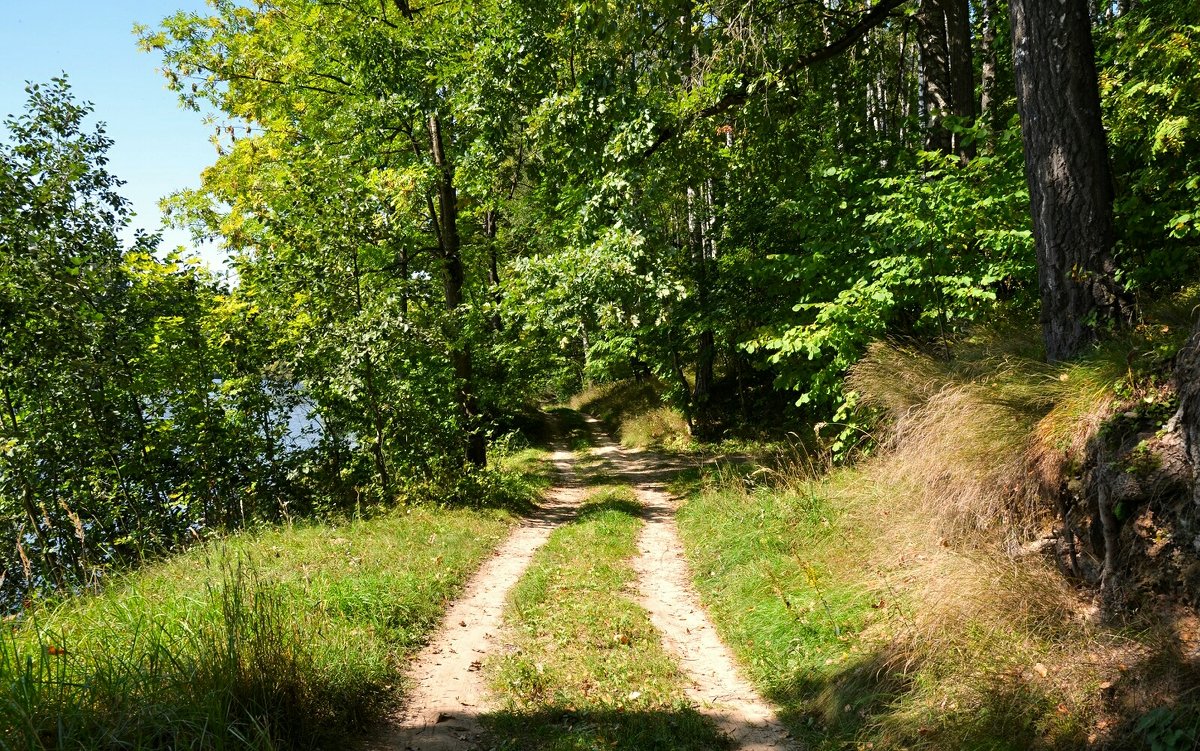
[373,421,795,750]
[595,434,797,750]
[368,442,587,751]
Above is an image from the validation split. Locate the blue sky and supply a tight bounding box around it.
[0,1,225,269]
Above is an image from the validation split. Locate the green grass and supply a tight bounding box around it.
[498,442,561,496]
[675,475,884,745]
[1,505,516,750]
[675,469,1108,750]
[484,488,730,751]
[569,381,695,451]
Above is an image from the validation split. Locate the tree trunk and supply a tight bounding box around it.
[484,209,503,333]
[1009,0,1130,361]
[689,184,716,437]
[918,0,974,159]
[1178,318,1200,507]
[363,358,393,499]
[428,113,487,468]
[979,0,999,148]
[351,247,394,497]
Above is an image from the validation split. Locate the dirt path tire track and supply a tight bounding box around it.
[592,428,797,751]
[373,419,795,750]
[367,441,587,751]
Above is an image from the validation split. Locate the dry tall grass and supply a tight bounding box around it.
[832,336,1194,746]
[848,341,1120,540]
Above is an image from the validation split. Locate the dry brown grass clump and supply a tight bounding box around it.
[848,341,1120,541]
[806,466,1118,748]
[834,335,1200,746]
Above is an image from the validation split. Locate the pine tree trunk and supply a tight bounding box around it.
[946,0,975,160]
[1009,0,1129,361]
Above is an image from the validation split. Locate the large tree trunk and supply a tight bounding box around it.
[1009,0,1129,361]
[918,0,974,159]
[428,113,487,468]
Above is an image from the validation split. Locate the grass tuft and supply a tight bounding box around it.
[1,505,515,750]
[848,340,1123,538]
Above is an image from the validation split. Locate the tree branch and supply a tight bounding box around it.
[642,0,910,159]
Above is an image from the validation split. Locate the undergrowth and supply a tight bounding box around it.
[569,381,693,451]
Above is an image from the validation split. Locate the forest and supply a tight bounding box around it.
[3,0,1200,749]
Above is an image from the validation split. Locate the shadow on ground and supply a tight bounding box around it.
[758,612,1200,750]
[480,706,735,751]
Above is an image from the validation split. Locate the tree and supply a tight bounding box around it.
[918,0,975,159]
[0,79,297,598]
[1009,0,1130,360]
[142,0,552,471]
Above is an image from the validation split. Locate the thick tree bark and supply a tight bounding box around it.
[428,113,487,468]
[1009,0,1129,361]
[1178,318,1200,507]
[918,0,974,159]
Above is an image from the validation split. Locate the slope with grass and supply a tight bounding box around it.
[664,329,1200,750]
[1,445,555,751]
[569,337,1200,750]
[677,470,1108,749]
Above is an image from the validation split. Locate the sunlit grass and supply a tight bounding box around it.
[676,468,1106,750]
[569,381,694,451]
[0,503,517,750]
[484,488,729,750]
